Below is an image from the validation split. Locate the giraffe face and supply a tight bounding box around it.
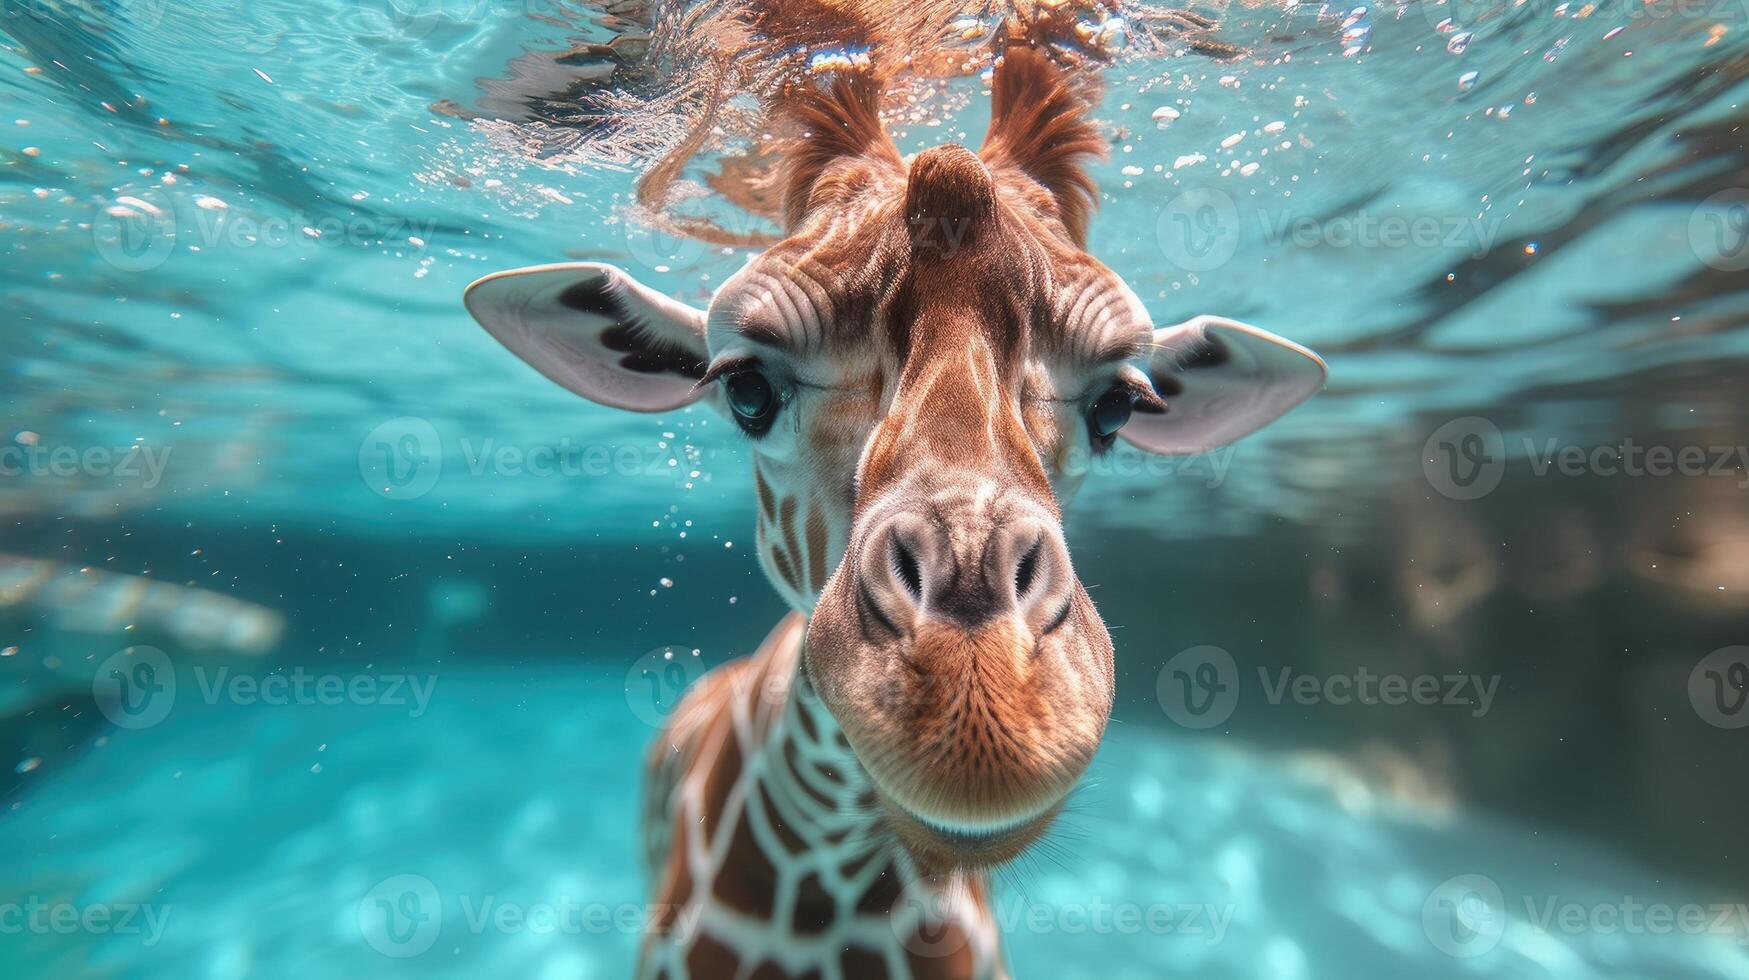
[464,48,1326,875]
[696,139,1143,871]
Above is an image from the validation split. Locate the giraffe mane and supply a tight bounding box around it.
[979,44,1108,247]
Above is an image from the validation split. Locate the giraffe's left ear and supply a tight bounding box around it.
[1119,316,1327,455]
[464,262,709,412]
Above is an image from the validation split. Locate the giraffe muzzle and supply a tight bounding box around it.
[857,496,1075,639]
[806,486,1114,872]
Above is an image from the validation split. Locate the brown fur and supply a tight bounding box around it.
[644,615,1000,978]
[979,45,1108,247]
[779,71,903,231]
[637,39,1147,979]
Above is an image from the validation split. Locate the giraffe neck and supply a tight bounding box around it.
[646,613,1003,979]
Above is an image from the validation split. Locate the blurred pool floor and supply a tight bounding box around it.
[3,665,1744,980]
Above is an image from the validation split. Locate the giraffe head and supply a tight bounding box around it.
[466,47,1325,873]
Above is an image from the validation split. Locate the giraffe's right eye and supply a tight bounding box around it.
[724,370,779,436]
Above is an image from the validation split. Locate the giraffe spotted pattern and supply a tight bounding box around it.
[641,614,1007,980]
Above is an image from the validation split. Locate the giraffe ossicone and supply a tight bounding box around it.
[466,45,1325,980]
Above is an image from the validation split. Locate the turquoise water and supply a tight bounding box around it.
[6,676,1747,978]
[4,1,1749,977]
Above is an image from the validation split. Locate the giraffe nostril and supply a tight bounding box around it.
[892,536,924,601]
[1014,537,1042,599]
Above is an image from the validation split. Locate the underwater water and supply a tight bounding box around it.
[3,0,1749,978]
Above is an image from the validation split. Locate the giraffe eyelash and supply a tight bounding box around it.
[696,354,761,391]
[699,354,856,394]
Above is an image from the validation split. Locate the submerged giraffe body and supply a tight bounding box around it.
[466,44,1326,980]
[640,613,1004,979]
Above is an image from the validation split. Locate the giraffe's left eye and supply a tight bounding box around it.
[724,370,779,436]
[1087,386,1134,447]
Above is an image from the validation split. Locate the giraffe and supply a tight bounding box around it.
[464,45,1327,979]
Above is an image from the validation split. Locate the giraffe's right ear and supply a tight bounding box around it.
[464,262,709,412]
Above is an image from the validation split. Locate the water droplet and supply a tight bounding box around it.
[1447,32,1473,55]
[947,17,988,44]
[807,47,872,74]
[1458,70,1480,91]
[1097,17,1129,53]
